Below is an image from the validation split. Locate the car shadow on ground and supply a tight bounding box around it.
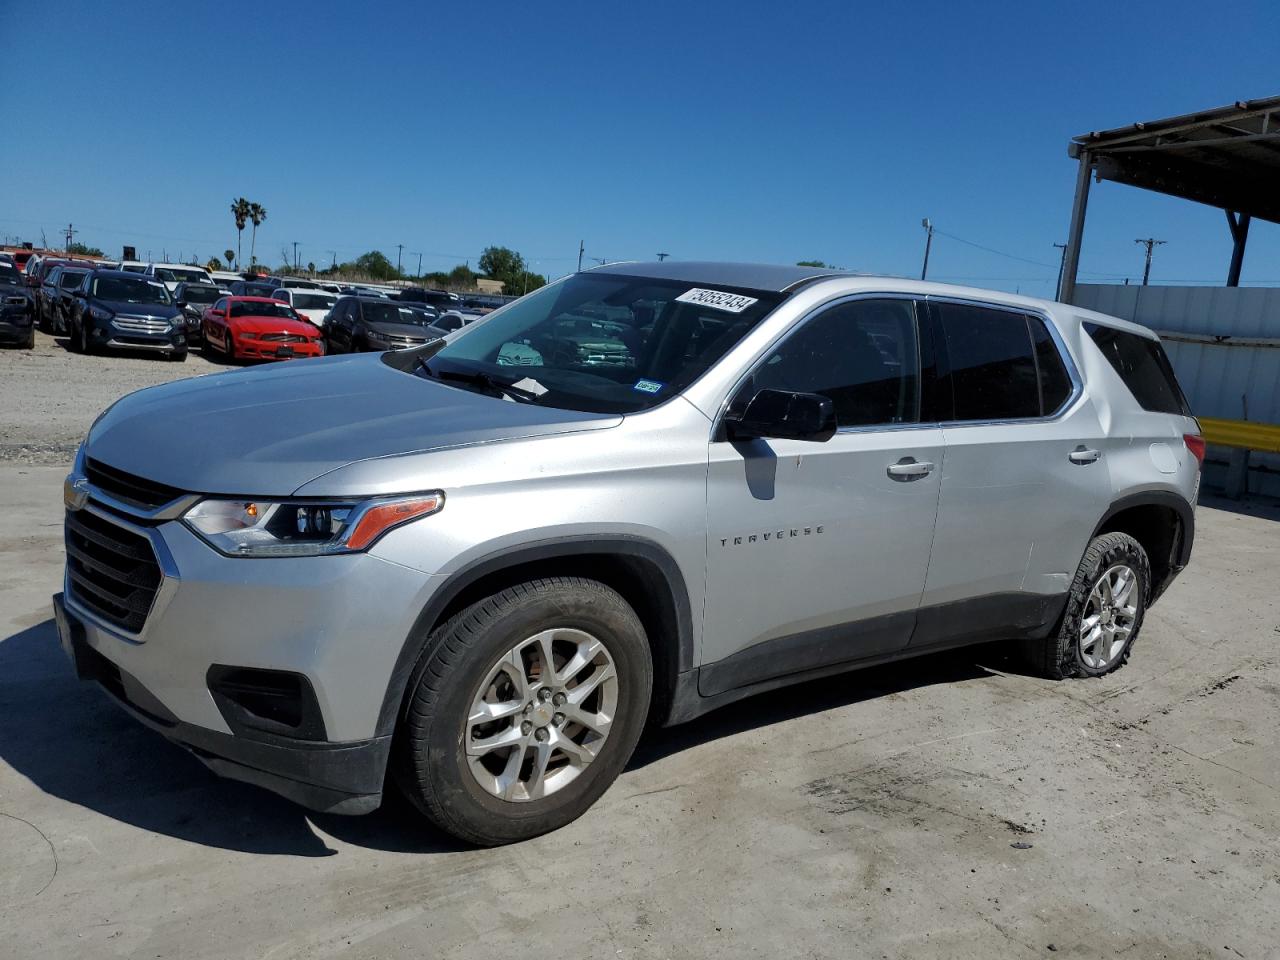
[0,617,1003,857]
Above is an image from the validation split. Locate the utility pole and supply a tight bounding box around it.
[411,252,423,278]
[327,250,337,271]
[1053,242,1067,301]
[395,244,404,277]
[577,240,584,273]
[64,223,77,251]
[1135,237,1166,286]
[292,241,299,271]
[920,218,934,281]
[656,252,669,261]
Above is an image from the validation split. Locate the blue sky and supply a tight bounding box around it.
[2,0,1277,295]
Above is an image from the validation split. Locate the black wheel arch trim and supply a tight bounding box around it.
[374,534,695,737]
[1091,489,1194,568]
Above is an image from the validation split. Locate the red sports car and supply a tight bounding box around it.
[201,296,325,362]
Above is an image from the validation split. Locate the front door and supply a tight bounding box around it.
[699,297,943,697]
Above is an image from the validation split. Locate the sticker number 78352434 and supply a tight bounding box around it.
[674,288,759,314]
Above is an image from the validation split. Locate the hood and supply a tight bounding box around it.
[86,353,621,495]
[231,314,320,337]
[367,321,439,341]
[99,299,181,319]
[297,307,328,326]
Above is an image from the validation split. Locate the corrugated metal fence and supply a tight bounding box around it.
[1072,284,1280,497]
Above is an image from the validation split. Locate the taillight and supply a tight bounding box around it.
[1183,433,1205,467]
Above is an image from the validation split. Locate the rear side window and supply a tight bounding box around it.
[1029,317,1073,414]
[935,303,1040,420]
[1084,323,1191,416]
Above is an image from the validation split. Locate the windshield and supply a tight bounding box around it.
[293,293,335,310]
[181,285,221,304]
[416,272,784,413]
[93,276,173,305]
[230,300,297,319]
[365,302,438,327]
[155,267,207,283]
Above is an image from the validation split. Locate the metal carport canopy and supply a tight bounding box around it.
[1059,95,1280,302]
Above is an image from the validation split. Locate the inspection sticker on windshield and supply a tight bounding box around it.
[633,379,664,394]
[675,288,758,313]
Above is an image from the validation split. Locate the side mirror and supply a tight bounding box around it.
[724,388,837,443]
[175,300,186,309]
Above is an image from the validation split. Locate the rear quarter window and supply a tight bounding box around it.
[1084,322,1191,416]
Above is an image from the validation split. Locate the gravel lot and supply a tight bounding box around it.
[0,330,220,464]
[1,332,1278,959]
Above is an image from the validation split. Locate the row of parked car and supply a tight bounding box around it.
[0,249,515,361]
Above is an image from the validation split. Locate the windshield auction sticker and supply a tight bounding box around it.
[675,288,759,313]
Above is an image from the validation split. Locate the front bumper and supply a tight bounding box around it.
[56,592,389,812]
[0,315,33,343]
[233,336,324,360]
[56,500,439,813]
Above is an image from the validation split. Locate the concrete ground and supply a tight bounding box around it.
[1,337,1279,959]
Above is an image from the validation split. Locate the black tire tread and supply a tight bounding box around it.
[395,576,647,846]
[1035,531,1150,680]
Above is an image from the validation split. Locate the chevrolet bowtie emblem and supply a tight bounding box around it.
[63,475,89,512]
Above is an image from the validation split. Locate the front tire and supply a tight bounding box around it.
[394,577,652,846]
[78,319,93,355]
[1034,532,1149,679]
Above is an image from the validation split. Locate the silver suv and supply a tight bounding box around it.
[54,262,1201,845]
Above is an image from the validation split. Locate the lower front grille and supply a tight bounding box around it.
[65,509,162,633]
[259,332,309,343]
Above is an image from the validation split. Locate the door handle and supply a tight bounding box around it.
[1069,448,1101,464]
[887,458,934,479]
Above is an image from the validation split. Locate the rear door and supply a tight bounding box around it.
[699,297,944,696]
[916,300,1111,646]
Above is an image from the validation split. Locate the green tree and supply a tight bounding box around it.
[796,260,831,267]
[206,256,225,271]
[223,248,235,269]
[306,261,316,275]
[448,264,477,288]
[354,250,399,280]
[478,246,528,293]
[248,202,267,266]
[66,241,105,257]
[230,198,250,267]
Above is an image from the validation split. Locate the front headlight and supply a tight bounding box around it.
[90,306,114,321]
[182,493,443,557]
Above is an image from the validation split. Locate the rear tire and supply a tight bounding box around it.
[394,577,652,846]
[1032,532,1149,679]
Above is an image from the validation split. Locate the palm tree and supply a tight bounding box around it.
[230,198,250,268]
[248,202,267,267]
[223,249,235,270]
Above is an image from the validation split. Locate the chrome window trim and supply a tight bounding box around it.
[923,294,1084,429]
[711,291,936,438]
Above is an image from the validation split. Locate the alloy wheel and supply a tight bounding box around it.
[1079,563,1139,669]
[465,627,618,802]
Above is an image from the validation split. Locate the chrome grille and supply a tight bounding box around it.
[65,510,162,633]
[85,458,184,510]
[113,315,171,335]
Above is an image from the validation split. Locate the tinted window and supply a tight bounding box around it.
[1029,317,1072,414]
[937,303,1039,420]
[60,271,88,289]
[292,293,334,310]
[0,262,20,285]
[182,285,221,304]
[743,299,920,427]
[1084,322,1191,416]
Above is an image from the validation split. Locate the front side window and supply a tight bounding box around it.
[737,298,921,427]
[60,271,87,290]
[92,276,172,305]
[936,303,1040,421]
[415,273,784,414]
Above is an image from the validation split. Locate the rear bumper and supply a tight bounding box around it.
[54,592,389,814]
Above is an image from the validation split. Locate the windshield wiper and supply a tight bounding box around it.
[416,361,542,403]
